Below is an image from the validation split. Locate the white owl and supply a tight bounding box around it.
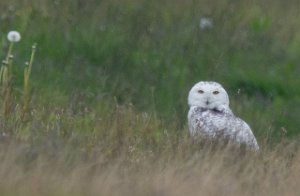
[187,81,259,150]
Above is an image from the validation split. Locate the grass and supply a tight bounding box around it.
[0,108,299,196]
[0,0,300,195]
[0,102,299,195]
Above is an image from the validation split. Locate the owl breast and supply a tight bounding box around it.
[188,106,234,138]
[187,106,258,150]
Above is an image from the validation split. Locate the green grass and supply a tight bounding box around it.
[2,0,298,134]
[0,0,300,195]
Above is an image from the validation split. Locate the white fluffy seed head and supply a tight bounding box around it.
[199,17,213,29]
[7,31,21,42]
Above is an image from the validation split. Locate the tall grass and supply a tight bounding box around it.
[0,104,299,196]
[0,94,298,195]
[0,0,299,195]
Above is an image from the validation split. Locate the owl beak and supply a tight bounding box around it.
[206,100,210,105]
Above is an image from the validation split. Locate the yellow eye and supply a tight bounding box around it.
[198,90,204,94]
[213,91,219,95]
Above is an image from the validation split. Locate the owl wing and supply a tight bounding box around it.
[233,118,259,150]
[188,107,259,150]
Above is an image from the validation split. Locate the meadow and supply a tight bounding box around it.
[0,0,300,195]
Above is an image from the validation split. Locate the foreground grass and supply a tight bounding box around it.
[0,148,299,195]
[0,103,299,196]
[2,141,300,196]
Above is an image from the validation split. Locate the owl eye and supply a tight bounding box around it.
[198,90,204,94]
[213,91,219,95]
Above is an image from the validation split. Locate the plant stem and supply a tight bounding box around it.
[22,44,37,119]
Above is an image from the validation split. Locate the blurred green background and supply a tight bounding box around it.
[1,0,300,140]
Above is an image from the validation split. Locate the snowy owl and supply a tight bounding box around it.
[187,81,259,150]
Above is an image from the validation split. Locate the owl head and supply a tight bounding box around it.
[188,81,230,109]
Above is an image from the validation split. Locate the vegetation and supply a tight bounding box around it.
[0,0,300,195]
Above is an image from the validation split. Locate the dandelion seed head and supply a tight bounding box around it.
[199,17,214,30]
[7,31,21,42]
[32,43,37,49]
